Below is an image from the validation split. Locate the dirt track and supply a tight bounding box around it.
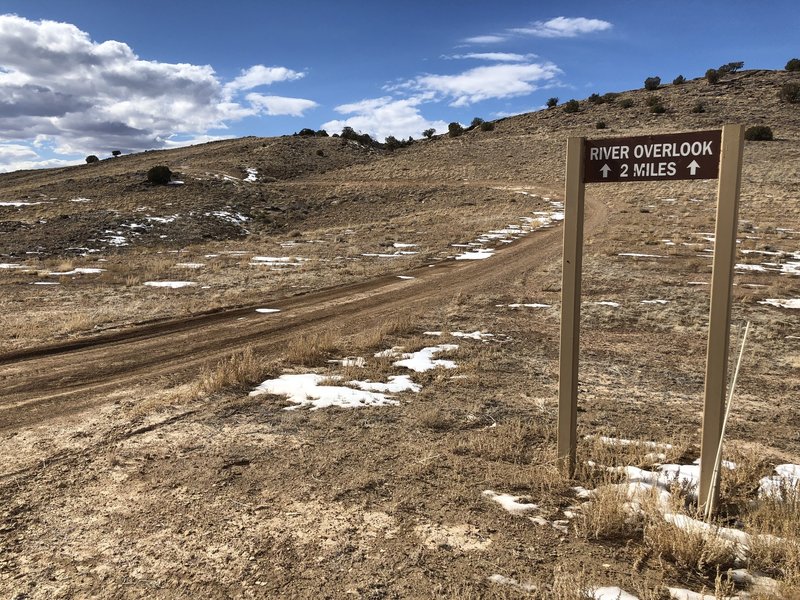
[0,192,606,433]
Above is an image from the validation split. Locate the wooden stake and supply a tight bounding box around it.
[699,124,745,514]
[558,136,586,474]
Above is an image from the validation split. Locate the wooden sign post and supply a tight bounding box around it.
[558,125,744,512]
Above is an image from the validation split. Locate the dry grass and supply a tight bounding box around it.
[194,346,266,395]
[284,329,339,366]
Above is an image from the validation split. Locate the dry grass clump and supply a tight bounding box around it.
[284,329,338,366]
[575,484,650,541]
[194,346,265,395]
[360,315,417,349]
[453,417,552,464]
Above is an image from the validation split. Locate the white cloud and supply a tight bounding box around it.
[462,35,508,44]
[403,62,561,107]
[246,94,318,117]
[463,16,612,45]
[447,52,536,62]
[224,65,305,95]
[321,96,447,141]
[511,17,612,38]
[0,15,315,171]
[0,142,78,172]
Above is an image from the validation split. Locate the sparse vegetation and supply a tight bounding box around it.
[619,98,634,109]
[111,150,121,158]
[745,125,774,141]
[588,93,603,104]
[787,58,800,72]
[644,76,661,91]
[194,346,265,395]
[146,165,172,184]
[779,82,800,103]
[595,121,606,129]
[448,122,464,137]
[563,99,580,114]
[340,126,376,146]
[691,101,706,113]
[718,61,744,75]
[672,75,686,85]
[602,92,620,103]
[469,117,484,130]
[422,128,435,139]
[546,97,559,109]
[479,121,495,132]
[705,68,720,84]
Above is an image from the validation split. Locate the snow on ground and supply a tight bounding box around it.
[393,243,417,248]
[0,263,24,269]
[244,168,258,182]
[397,275,414,280]
[641,299,669,305]
[380,344,459,372]
[618,253,666,258]
[455,249,494,260]
[0,201,44,206]
[31,281,59,285]
[143,281,196,289]
[423,330,494,341]
[249,373,419,410]
[102,234,128,246]
[759,298,800,309]
[593,301,621,308]
[482,490,538,515]
[497,303,551,309]
[487,574,537,592]
[591,587,639,600]
[250,256,307,267]
[47,268,104,276]
[361,251,418,258]
[174,263,205,269]
[69,197,92,202]
[255,308,281,314]
[759,463,800,497]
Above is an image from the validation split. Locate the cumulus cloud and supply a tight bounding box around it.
[0,14,317,172]
[446,52,536,62]
[462,15,612,45]
[321,96,448,141]
[511,17,612,38]
[246,94,319,117]
[399,62,561,107]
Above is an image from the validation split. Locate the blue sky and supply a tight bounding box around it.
[0,1,797,172]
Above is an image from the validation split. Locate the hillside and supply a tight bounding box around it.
[1,69,800,599]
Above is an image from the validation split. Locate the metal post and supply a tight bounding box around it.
[558,137,586,474]
[698,124,745,513]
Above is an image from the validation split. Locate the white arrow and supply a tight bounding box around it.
[600,163,612,178]
[687,160,700,175]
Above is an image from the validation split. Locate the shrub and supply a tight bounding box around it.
[672,75,686,85]
[595,121,606,129]
[316,149,324,157]
[546,97,559,108]
[645,95,661,107]
[315,130,329,137]
[111,150,121,157]
[384,136,401,151]
[469,117,484,130]
[619,98,634,109]
[588,93,603,104]
[85,155,99,164]
[448,122,464,137]
[296,128,316,136]
[691,102,706,113]
[602,92,620,103]
[650,102,667,114]
[786,58,800,72]
[563,99,580,113]
[778,82,800,103]
[705,68,719,84]
[479,121,495,131]
[341,126,375,146]
[718,61,743,74]
[644,76,661,91]
[422,128,435,139]
[147,165,172,184]
[745,125,773,141]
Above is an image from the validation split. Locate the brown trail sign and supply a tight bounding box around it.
[584,130,722,183]
[558,125,744,515]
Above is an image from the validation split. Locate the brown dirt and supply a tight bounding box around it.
[1,69,799,599]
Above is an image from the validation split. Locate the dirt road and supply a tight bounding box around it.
[0,194,606,433]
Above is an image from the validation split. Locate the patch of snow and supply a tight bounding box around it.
[591,587,639,600]
[328,356,365,367]
[48,268,104,276]
[249,373,405,410]
[482,490,538,515]
[351,375,421,393]
[455,249,494,260]
[0,263,24,269]
[70,197,92,203]
[618,253,665,258]
[735,263,768,272]
[759,298,800,309]
[250,256,307,267]
[31,281,59,285]
[103,235,128,246]
[166,180,185,185]
[593,301,621,308]
[143,281,196,289]
[0,201,44,206]
[641,299,669,305]
[393,243,417,248]
[397,275,414,280]
[255,308,281,314]
[759,463,800,498]
[391,344,459,372]
[175,263,205,269]
[499,303,551,309]
[244,168,258,182]
[146,215,179,224]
